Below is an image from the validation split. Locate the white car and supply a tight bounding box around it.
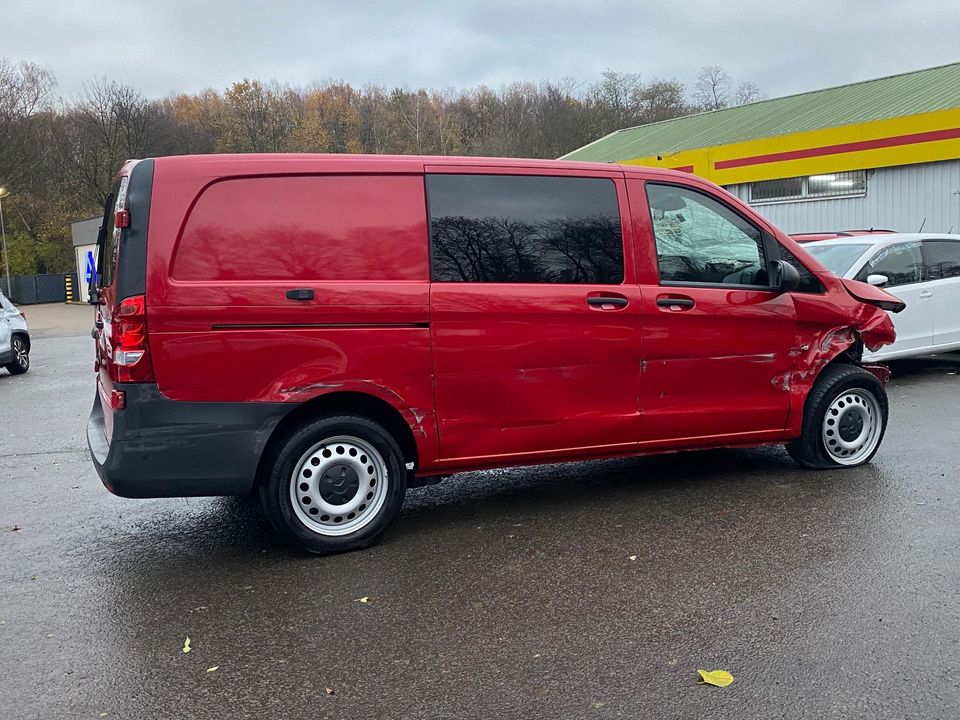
[804,233,960,361]
[0,289,30,374]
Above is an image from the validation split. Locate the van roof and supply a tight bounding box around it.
[144,153,698,182]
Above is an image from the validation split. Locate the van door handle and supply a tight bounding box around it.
[587,296,628,308]
[919,290,933,299]
[656,296,695,310]
[286,288,314,301]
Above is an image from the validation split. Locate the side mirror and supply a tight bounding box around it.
[771,259,800,293]
[88,286,101,306]
[866,274,889,287]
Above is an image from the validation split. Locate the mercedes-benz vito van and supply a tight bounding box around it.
[87,154,904,554]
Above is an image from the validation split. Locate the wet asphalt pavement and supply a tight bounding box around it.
[2,328,959,719]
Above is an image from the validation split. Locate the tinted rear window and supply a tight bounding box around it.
[173,175,428,281]
[923,240,960,280]
[426,174,624,284]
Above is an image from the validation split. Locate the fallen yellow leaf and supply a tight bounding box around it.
[207,666,219,673]
[355,596,372,604]
[182,637,192,654]
[324,687,335,695]
[697,668,733,687]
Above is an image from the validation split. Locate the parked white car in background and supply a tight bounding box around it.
[0,289,30,375]
[805,233,960,361]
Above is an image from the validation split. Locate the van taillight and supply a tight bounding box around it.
[110,294,154,383]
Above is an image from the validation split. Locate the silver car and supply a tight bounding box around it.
[0,290,30,374]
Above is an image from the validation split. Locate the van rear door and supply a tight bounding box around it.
[92,175,128,440]
[90,159,154,443]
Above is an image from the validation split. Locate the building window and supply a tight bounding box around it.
[750,170,866,204]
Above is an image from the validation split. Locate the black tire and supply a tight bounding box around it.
[786,363,888,469]
[5,335,29,375]
[259,414,407,554]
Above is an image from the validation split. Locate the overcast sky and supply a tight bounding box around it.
[6,0,960,102]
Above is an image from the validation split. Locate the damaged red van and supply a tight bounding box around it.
[87,154,904,553]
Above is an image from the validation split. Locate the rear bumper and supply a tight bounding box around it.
[87,383,291,498]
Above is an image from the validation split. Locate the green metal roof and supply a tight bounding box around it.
[561,61,960,162]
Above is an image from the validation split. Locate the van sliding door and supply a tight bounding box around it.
[426,168,643,466]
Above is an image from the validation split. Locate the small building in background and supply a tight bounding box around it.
[71,216,99,303]
[562,62,960,235]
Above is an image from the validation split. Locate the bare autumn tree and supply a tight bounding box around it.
[694,65,733,111]
[734,81,765,106]
[694,66,765,111]
[638,78,688,123]
[357,84,394,154]
[0,60,56,190]
[219,79,293,153]
[61,78,160,206]
[588,70,644,135]
[390,88,432,153]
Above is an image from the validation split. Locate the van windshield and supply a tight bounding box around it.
[805,242,872,277]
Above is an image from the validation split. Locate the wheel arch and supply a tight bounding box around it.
[11,331,30,352]
[256,391,419,488]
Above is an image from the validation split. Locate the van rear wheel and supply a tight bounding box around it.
[786,363,888,469]
[259,414,407,554]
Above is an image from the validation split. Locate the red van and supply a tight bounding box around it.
[87,154,904,554]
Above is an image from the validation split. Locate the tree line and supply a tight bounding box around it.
[0,58,761,276]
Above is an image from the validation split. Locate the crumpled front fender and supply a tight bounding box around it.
[784,284,897,433]
[856,305,897,352]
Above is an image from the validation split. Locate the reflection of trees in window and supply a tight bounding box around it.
[431,215,623,284]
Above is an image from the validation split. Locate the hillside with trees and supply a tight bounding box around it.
[0,59,762,275]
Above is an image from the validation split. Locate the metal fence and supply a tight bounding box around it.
[2,273,78,304]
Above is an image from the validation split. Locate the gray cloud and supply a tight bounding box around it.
[6,0,960,102]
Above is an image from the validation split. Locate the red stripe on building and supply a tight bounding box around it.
[670,165,694,173]
[714,127,960,170]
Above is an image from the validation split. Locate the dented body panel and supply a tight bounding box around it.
[87,154,901,498]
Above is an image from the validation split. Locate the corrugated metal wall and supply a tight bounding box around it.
[725,159,960,234]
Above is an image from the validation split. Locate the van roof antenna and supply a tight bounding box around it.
[917,218,926,232]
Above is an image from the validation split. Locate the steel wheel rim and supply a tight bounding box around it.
[13,338,27,369]
[289,435,389,536]
[821,388,882,465]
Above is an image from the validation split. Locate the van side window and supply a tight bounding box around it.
[426,174,624,284]
[855,242,923,287]
[922,240,960,280]
[646,183,767,287]
[172,175,429,281]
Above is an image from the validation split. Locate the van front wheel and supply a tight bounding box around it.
[786,363,888,469]
[259,415,407,554]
